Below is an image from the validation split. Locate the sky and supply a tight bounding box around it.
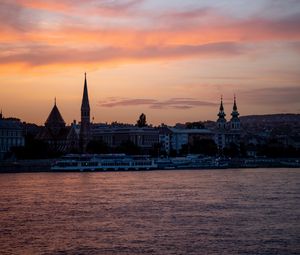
[0,0,300,125]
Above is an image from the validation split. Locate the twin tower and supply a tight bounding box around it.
[217,96,240,131]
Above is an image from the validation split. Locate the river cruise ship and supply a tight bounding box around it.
[51,154,157,171]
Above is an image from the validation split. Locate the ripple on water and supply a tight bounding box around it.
[0,169,299,255]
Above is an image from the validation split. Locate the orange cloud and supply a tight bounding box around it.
[0,42,245,68]
[98,97,217,109]
[1,1,300,45]
[0,1,299,70]
[1,13,300,45]
[15,0,144,16]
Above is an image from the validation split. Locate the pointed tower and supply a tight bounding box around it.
[45,99,66,135]
[216,96,227,129]
[80,73,91,152]
[230,95,240,130]
[215,96,227,151]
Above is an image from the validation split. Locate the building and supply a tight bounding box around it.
[170,128,214,154]
[158,125,172,155]
[214,96,241,151]
[92,125,159,153]
[159,125,214,154]
[0,112,25,159]
[36,73,91,153]
[35,100,79,152]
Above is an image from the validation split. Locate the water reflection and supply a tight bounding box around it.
[0,169,299,254]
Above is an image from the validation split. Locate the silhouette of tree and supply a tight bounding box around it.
[239,142,247,157]
[257,139,300,158]
[190,139,217,156]
[180,144,189,155]
[86,140,110,154]
[170,149,178,157]
[137,113,147,127]
[186,121,205,129]
[116,140,141,155]
[10,134,53,159]
[224,143,240,157]
[149,143,162,157]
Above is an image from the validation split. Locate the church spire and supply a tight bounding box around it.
[231,95,239,118]
[81,72,90,110]
[233,94,237,111]
[80,72,91,153]
[216,95,227,130]
[230,95,240,131]
[218,95,226,119]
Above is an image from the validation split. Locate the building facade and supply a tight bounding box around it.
[0,113,25,159]
[158,125,172,155]
[159,126,214,154]
[92,125,159,152]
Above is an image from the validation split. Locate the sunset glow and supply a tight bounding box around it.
[1,0,300,125]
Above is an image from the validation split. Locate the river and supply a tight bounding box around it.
[0,168,299,254]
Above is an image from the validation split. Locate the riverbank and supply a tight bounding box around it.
[0,157,300,173]
[0,159,53,173]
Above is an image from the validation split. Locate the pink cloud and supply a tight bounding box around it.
[241,86,300,105]
[15,0,144,16]
[98,97,217,109]
[0,1,299,68]
[0,42,245,66]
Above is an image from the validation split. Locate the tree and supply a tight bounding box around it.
[257,139,300,158]
[116,140,141,155]
[137,113,147,127]
[169,149,178,157]
[224,142,240,157]
[190,139,218,156]
[186,121,205,129]
[86,140,110,154]
[10,134,53,159]
[180,144,189,155]
[149,143,163,157]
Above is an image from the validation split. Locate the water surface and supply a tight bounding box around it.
[0,168,299,254]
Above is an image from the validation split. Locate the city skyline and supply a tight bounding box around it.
[1,0,300,125]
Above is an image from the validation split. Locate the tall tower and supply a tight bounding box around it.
[230,95,240,130]
[215,96,227,151]
[80,73,91,152]
[216,96,226,129]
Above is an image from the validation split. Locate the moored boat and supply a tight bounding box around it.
[51,154,157,171]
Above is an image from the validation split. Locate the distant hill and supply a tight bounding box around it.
[240,114,300,124]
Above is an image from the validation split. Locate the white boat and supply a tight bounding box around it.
[155,155,222,169]
[51,154,157,171]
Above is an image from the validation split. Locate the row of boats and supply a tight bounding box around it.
[51,154,300,171]
[51,154,228,171]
